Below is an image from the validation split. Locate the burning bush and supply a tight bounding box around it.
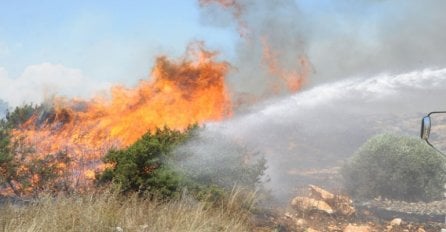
[342,133,446,202]
[0,105,73,197]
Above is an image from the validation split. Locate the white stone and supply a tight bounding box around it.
[390,218,402,226]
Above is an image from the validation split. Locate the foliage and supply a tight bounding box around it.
[98,125,267,200]
[4,104,38,128]
[0,118,14,190]
[98,126,196,197]
[175,134,267,193]
[342,133,446,202]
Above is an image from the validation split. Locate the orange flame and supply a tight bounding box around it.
[12,43,232,188]
[261,38,310,93]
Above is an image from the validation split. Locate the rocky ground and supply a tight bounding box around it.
[253,185,445,232]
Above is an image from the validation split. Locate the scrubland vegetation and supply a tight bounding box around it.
[2,105,446,231]
[0,104,266,231]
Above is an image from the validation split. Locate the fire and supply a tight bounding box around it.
[200,0,310,94]
[261,38,310,93]
[12,43,232,188]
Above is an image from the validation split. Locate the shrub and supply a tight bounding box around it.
[342,133,446,202]
[4,104,39,128]
[98,126,195,197]
[173,132,266,192]
[98,125,267,201]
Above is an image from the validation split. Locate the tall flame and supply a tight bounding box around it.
[12,43,232,187]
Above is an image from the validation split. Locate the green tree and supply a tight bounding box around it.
[342,133,446,202]
[0,118,20,195]
[5,104,38,128]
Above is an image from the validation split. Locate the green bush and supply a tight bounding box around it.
[98,126,195,197]
[174,132,266,191]
[98,126,267,200]
[342,133,446,202]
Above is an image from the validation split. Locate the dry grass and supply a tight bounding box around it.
[0,188,257,232]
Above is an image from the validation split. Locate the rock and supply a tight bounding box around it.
[291,196,334,214]
[307,228,320,232]
[309,184,335,202]
[417,228,425,232]
[333,195,356,216]
[294,218,306,227]
[390,218,402,226]
[306,185,355,216]
[328,224,342,231]
[343,223,371,232]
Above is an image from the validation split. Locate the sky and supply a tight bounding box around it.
[1,0,446,107]
[0,1,237,80]
[0,0,239,106]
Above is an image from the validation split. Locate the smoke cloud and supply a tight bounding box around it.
[0,63,111,107]
[303,0,446,83]
[200,0,446,86]
[200,0,309,97]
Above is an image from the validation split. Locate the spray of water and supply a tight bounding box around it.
[181,68,446,201]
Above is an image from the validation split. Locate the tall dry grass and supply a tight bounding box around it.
[0,187,258,232]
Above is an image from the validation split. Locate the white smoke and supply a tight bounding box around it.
[0,63,111,107]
